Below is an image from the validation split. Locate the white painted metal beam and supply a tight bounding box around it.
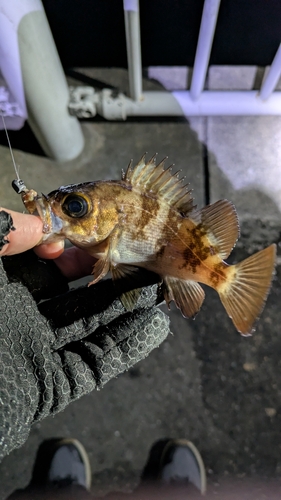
[95,90,281,119]
[260,43,281,101]
[190,0,221,100]
[123,0,143,101]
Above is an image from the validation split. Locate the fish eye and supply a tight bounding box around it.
[62,194,89,218]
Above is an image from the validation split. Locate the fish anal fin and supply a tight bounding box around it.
[199,199,240,259]
[162,277,205,319]
[123,154,196,216]
[218,244,276,335]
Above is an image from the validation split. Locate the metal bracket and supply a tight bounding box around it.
[68,86,127,120]
[68,86,99,118]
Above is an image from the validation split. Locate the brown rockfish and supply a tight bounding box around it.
[17,155,276,336]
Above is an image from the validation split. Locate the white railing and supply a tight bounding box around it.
[120,0,281,116]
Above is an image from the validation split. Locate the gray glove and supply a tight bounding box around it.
[0,212,170,461]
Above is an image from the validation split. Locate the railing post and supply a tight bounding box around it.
[123,0,143,101]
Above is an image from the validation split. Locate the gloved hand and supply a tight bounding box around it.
[0,210,170,461]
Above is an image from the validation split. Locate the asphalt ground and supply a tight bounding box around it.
[0,68,281,499]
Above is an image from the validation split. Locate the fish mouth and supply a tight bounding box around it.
[35,196,64,243]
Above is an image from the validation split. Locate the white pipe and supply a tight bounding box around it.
[18,3,84,161]
[99,90,281,119]
[190,0,221,101]
[172,90,281,115]
[123,0,143,101]
[0,0,39,130]
[260,43,281,101]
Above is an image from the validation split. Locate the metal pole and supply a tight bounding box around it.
[190,0,221,101]
[260,43,281,101]
[123,0,143,101]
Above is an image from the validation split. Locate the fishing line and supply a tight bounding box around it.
[0,109,20,181]
[0,108,27,194]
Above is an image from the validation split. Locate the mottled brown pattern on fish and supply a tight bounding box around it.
[130,194,160,239]
[209,262,228,288]
[181,247,201,273]
[155,242,167,260]
[176,222,211,272]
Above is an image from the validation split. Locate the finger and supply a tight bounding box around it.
[53,246,97,281]
[34,241,65,260]
[0,208,65,258]
[0,208,43,256]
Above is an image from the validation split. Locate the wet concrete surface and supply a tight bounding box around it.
[0,68,281,498]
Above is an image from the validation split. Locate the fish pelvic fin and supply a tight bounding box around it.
[195,199,240,260]
[88,255,110,285]
[218,244,276,336]
[123,154,195,215]
[162,277,205,319]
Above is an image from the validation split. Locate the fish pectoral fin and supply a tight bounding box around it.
[111,264,142,310]
[162,277,205,319]
[111,263,142,283]
[218,244,276,335]
[111,264,159,311]
[198,199,240,260]
[120,289,142,311]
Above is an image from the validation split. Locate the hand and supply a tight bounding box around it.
[0,209,170,460]
[0,208,97,280]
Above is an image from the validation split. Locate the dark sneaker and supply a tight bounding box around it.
[159,439,206,494]
[141,438,206,495]
[30,438,91,490]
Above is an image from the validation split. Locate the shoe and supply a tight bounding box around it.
[159,439,206,494]
[141,438,206,495]
[30,438,91,490]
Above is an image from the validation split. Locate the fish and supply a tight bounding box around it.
[14,154,276,336]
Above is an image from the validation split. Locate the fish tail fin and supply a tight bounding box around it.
[218,244,276,335]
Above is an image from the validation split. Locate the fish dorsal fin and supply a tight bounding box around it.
[198,199,240,260]
[123,154,195,215]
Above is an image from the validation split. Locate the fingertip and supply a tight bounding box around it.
[34,241,65,260]
[0,209,43,256]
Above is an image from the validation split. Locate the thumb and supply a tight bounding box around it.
[0,209,64,258]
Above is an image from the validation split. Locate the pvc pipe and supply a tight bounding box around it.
[260,43,281,101]
[172,90,281,115]
[99,90,281,119]
[123,0,138,10]
[190,0,221,101]
[0,0,38,130]
[123,0,143,101]
[17,3,84,161]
